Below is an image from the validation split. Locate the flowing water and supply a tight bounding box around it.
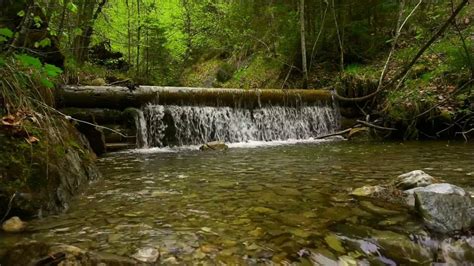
[140,104,339,148]
[1,141,473,264]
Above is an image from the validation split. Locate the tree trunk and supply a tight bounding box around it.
[136,0,141,77]
[126,0,131,65]
[73,0,107,64]
[58,86,333,110]
[300,0,309,89]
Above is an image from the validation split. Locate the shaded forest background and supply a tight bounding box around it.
[0,0,473,139]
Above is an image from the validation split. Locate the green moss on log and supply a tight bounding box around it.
[58,86,333,109]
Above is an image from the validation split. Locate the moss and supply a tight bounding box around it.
[224,54,283,89]
[344,64,380,79]
[0,114,99,218]
[180,58,222,87]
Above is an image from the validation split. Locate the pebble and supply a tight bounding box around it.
[2,217,27,233]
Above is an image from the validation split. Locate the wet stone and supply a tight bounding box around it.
[131,247,160,263]
[393,170,438,190]
[251,207,276,215]
[2,217,27,233]
[414,183,472,234]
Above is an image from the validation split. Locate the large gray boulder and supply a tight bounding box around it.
[393,170,438,190]
[414,183,472,234]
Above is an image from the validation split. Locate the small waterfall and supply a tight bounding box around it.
[134,110,149,148]
[139,103,340,148]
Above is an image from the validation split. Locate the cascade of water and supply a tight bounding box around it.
[134,109,150,148]
[139,103,340,148]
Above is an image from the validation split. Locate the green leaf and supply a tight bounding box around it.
[67,2,78,13]
[72,28,83,37]
[33,16,43,28]
[0,57,5,67]
[17,10,25,17]
[36,38,51,48]
[0,36,7,43]
[44,64,63,77]
[0,28,14,38]
[40,77,54,88]
[16,54,42,69]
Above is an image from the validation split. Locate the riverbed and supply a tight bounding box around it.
[1,140,474,264]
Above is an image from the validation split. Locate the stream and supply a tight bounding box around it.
[1,140,474,264]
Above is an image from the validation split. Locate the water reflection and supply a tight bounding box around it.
[3,141,474,264]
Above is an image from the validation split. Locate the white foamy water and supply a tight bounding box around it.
[125,137,343,154]
[135,103,340,149]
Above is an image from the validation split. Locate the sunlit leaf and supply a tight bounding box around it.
[0,28,13,38]
[40,77,54,88]
[72,28,83,37]
[37,38,51,48]
[17,10,25,17]
[16,54,42,69]
[67,2,78,13]
[34,16,43,28]
[44,64,63,77]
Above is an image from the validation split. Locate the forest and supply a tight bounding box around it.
[0,0,474,265]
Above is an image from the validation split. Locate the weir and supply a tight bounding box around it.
[58,86,340,151]
[58,86,333,109]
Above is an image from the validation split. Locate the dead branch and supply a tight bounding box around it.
[334,0,469,102]
[456,128,474,142]
[413,79,473,120]
[316,119,397,140]
[316,128,352,139]
[389,0,469,87]
[450,0,474,79]
[309,1,329,71]
[356,120,398,131]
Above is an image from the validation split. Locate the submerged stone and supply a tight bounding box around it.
[414,183,472,234]
[350,185,386,198]
[200,141,229,151]
[440,237,474,264]
[371,229,433,264]
[251,206,276,215]
[359,201,400,215]
[394,170,438,190]
[2,217,27,233]
[131,247,160,263]
[325,233,346,253]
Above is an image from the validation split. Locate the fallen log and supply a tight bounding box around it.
[57,86,334,110]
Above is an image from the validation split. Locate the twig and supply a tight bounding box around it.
[436,113,471,136]
[309,1,329,71]
[29,98,133,138]
[450,0,474,79]
[281,64,295,89]
[316,119,397,140]
[316,128,352,139]
[1,192,17,224]
[356,120,398,131]
[413,79,473,119]
[108,78,131,86]
[378,0,424,91]
[334,0,469,102]
[331,0,344,72]
[456,128,474,142]
[390,0,469,87]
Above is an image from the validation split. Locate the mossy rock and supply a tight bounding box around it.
[0,115,101,219]
[216,63,236,83]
